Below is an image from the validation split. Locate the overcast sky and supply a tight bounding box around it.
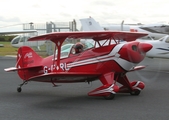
[0,0,169,30]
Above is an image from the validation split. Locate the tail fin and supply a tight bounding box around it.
[80,17,106,47]
[4,46,43,80]
[16,46,43,80]
[16,46,42,68]
[80,17,104,31]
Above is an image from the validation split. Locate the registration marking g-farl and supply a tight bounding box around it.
[43,63,70,74]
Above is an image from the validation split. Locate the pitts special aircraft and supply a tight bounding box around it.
[4,31,152,100]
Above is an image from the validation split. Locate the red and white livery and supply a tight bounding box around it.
[4,31,152,100]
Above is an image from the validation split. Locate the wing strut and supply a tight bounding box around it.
[51,38,65,72]
[53,44,57,68]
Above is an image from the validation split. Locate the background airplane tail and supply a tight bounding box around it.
[80,17,105,47]
[80,17,104,31]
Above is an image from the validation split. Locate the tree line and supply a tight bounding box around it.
[0,35,16,42]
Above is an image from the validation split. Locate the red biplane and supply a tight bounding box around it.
[4,31,152,100]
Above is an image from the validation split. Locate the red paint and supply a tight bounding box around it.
[5,31,152,99]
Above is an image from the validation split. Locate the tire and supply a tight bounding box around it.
[17,87,22,93]
[104,93,115,100]
[130,89,140,96]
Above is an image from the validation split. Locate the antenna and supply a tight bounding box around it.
[121,20,124,31]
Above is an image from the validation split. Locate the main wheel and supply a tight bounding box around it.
[17,87,22,93]
[104,93,115,100]
[130,89,140,96]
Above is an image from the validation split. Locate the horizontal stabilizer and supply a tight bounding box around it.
[4,65,43,72]
[4,67,18,72]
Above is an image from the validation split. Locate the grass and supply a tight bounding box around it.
[0,41,50,57]
[0,41,18,56]
[0,41,75,57]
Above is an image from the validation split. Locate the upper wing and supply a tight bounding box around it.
[0,30,37,35]
[28,31,148,42]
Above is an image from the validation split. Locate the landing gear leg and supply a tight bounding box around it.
[17,81,28,93]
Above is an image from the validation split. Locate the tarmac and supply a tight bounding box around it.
[0,56,169,120]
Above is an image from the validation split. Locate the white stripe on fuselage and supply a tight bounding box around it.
[67,43,137,71]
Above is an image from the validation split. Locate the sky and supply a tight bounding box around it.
[0,0,169,31]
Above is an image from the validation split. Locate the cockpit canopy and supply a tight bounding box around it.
[11,35,30,44]
[159,35,169,43]
[56,41,94,58]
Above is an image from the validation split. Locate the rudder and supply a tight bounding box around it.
[80,17,104,31]
[16,46,43,80]
[16,46,42,68]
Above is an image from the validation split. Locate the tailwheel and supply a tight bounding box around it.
[17,81,28,93]
[104,93,115,100]
[130,89,141,96]
[17,87,22,93]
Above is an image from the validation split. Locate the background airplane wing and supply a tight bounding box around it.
[28,31,148,42]
[140,24,169,34]
[0,30,37,35]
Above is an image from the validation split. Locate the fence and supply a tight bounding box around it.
[22,20,77,56]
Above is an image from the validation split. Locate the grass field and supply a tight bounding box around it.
[0,42,18,56]
[0,41,76,57]
[0,41,50,57]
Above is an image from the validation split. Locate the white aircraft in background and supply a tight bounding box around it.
[139,23,169,35]
[137,23,169,58]
[10,35,46,50]
[137,35,169,59]
[103,23,166,40]
[0,30,46,50]
[80,17,169,59]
